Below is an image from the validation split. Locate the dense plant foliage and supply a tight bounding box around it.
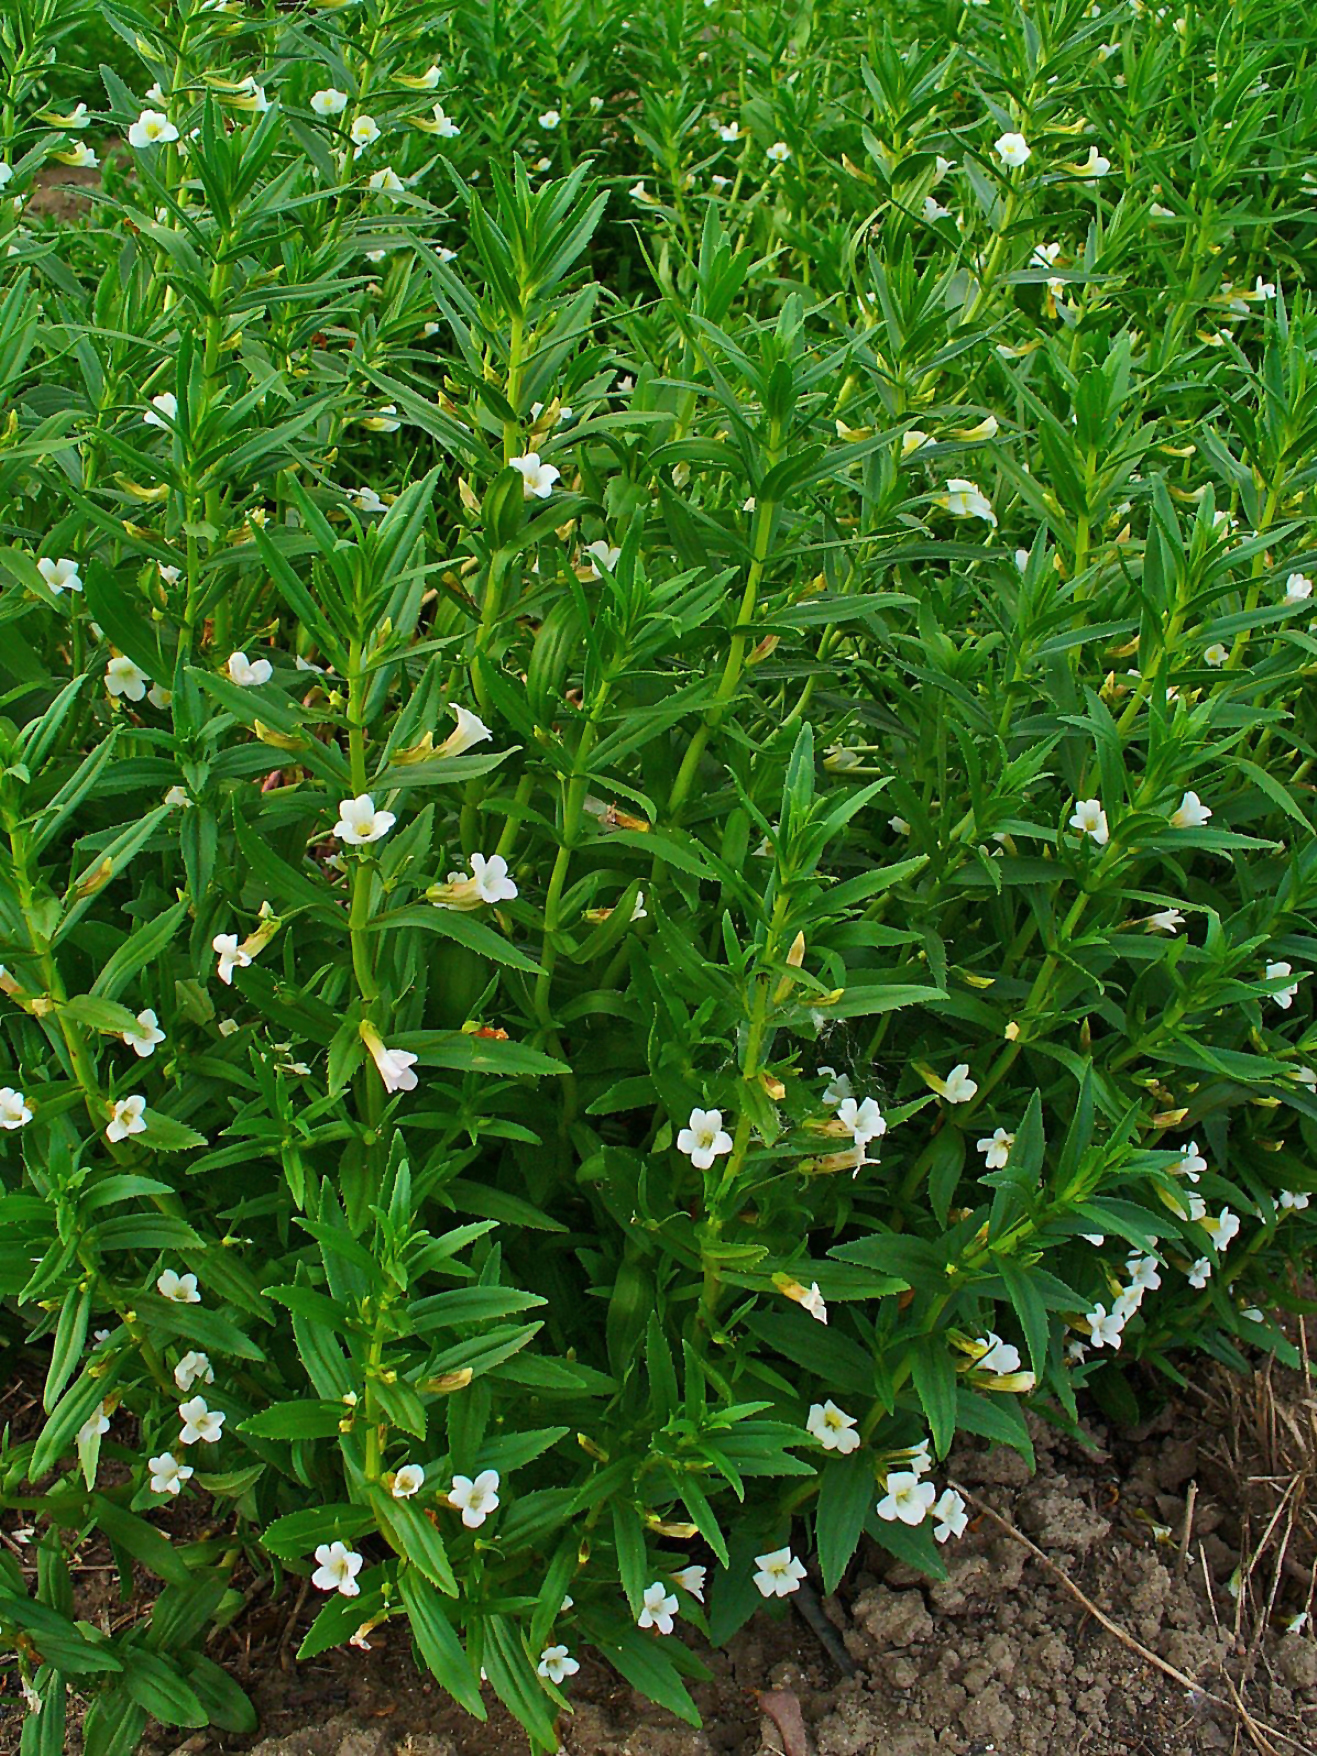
[2,0,1316,1746]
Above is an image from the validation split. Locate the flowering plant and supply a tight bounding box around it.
[1,0,1315,1749]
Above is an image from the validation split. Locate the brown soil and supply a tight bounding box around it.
[5,1360,1315,1756]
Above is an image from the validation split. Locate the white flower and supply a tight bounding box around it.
[345,485,387,514]
[630,890,647,922]
[107,655,150,701]
[1147,908,1184,934]
[366,1036,419,1095]
[333,793,397,845]
[350,115,381,154]
[122,1008,166,1057]
[509,452,561,498]
[975,1127,1014,1169]
[157,1269,200,1304]
[311,88,349,116]
[835,1096,887,1150]
[923,196,951,221]
[766,141,791,163]
[1170,789,1211,829]
[430,852,518,909]
[158,563,182,586]
[1086,1303,1125,1349]
[1073,145,1112,177]
[932,1488,969,1544]
[0,162,11,189]
[1252,276,1277,301]
[1069,797,1109,845]
[877,1471,937,1525]
[1265,961,1300,1009]
[1126,1254,1162,1293]
[148,1451,194,1496]
[441,704,493,756]
[973,1333,1022,1375]
[312,1541,363,1595]
[1203,642,1229,666]
[799,1282,828,1324]
[1188,1257,1212,1288]
[79,1401,112,1445]
[37,556,83,595]
[128,109,179,149]
[889,815,911,835]
[900,429,932,459]
[173,1350,214,1391]
[1284,572,1312,603]
[1177,1140,1207,1181]
[671,1565,707,1602]
[905,1439,934,1476]
[537,1644,579,1684]
[937,478,997,525]
[994,131,1031,167]
[539,109,561,129]
[367,166,405,194]
[143,392,178,431]
[1202,1207,1240,1252]
[212,932,252,985]
[941,1063,978,1104]
[716,119,740,141]
[637,1581,679,1634]
[106,1094,147,1142]
[1278,1189,1310,1211]
[226,649,273,687]
[1014,548,1031,572]
[586,540,622,576]
[0,1087,33,1129]
[391,1463,425,1499]
[178,1395,226,1444]
[361,405,401,432]
[677,1107,733,1170]
[819,1067,853,1108]
[806,1400,861,1454]
[447,1468,501,1528]
[431,104,460,137]
[752,1546,807,1597]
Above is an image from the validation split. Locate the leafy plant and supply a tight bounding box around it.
[1,0,1315,1748]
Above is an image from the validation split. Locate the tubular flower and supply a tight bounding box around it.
[333,793,397,845]
[676,1107,733,1169]
[994,131,1030,166]
[122,1008,166,1057]
[1170,790,1211,829]
[148,1452,194,1496]
[157,1269,200,1303]
[637,1581,679,1634]
[752,1546,807,1597]
[933,1488,969,1543]
[428,852,518,910]
[1069,797,1109,845]
[538,1645,580,1684]
[107,1095,148,1142]
[178,1396,226,1444]
[360,1022,419,1094]
[805,1400,861,1454]
[935,478,997,525]
[509,452,561,498]
[877,1471,937,1525]
[447,1468,501,1528]
[312,1541,364,1595]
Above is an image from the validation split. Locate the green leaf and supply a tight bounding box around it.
[238,1400,348,1440]
[399,1570,487,1720]
[120,1652,207,1728]
[816,1450,874,1593]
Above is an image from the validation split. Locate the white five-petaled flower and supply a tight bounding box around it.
[835,1096,887,1150]
[60,141,99,168]
[975,1127,1014,1169]
[345,485,387,514]
[361,405,401,432]
[1085,1303,1124,1349]
[391,1463,425,1499]
[447,1468,501,1528]
[157,1269,200,1304]
[212,932,252,986]
[107,1094,147,1142]
[174,1350,214,1391]
[148,1451,194,1496]
[1284,572,1313,603]
[441,704,493,756]
[752,1546,807,1597]
[1265,961,1300,1009]
[128,109,179,149]
[1203,642,1229,667]
[538,1644,579,1684]
[937,478,997,525]
[1278,1189,1310,1211]
[1202,1207,1240,1252]
[227,649,273,687]
[1069,797,1109,845]
[122,1008,166,1057]
[509,452,561,498]
[586,539,622,576]
[1188,1256,1212,1288]
[994,131,1030,167]
[143,391,177,429]
[430,851,519,910]
[717,120,740,141]
[1170,790,1211,829]
[79,1401,112,1445]
[637,1581,679,1634]
[877,1470,938,1525]
[178,1395,226,1444]
[312,1541,364,1595]
[1126,1253,1162,1293]
[349,114,381,154]
[941,1063,978,1105]
[766,141,791,163]
[933,1488,969,1543]
[1177,1140,1207,1181]
[365,1035,419,1095]
[0,1087,33,1129]
[1147,907,1184,934]
[333,793,397,845]
[972,1332,1022,1375]
[106,655,150,701]
[539,108,561,129]
[677,1106,734,1170]
[431,104,460,137]
[37,556,83,595]
[367,166,405,194]
[311,88,349,116]
[799,1282,828,1324]
[671,1564,707,1601]
[923,196,951,221]
[820,1067,853,1108]
[806,1400,861,1454]
[1073,145,1112,177]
